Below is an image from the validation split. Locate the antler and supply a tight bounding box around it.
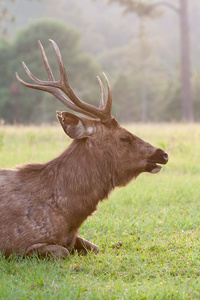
[16,39,112,121]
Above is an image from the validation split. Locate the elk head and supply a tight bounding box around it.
[16,40,168,188]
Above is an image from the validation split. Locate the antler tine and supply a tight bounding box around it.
[49,39,87,104]
[21,61,51,86]
[38,40,54,81]
[103,72,112,116]
[16,67,56,93]
[49,39,68,85]
[97,76,106,110]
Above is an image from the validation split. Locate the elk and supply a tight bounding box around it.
[0,40,168,258]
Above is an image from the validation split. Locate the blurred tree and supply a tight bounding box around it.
[43,0,134,56]
[0,40,13,122]
[0,0,42,37]
[101,0,193,122]
[192,68,200,121]
[0,20,101,124]
[137,19,148,122]
[111,35,177,123]
[0,0,15,36]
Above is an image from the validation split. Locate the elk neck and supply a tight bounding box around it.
[57,138,116,203]
[18,137,116,219]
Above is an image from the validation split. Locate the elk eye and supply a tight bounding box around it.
[120,136,132,144]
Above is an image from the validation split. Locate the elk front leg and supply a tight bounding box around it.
[73,236,99,254]
[24,243,69,259]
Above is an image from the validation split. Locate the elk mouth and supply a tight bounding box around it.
[146,162,163,174]
[146,150,168,174]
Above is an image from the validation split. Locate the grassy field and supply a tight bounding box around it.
[0,123,200,299]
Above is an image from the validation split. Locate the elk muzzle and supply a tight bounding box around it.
[146,149,168,174]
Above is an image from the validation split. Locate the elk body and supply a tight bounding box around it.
[0,40,168,258]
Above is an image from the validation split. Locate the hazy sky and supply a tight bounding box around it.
[4,0,200,69]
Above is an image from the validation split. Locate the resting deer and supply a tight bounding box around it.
[0,40,168,258]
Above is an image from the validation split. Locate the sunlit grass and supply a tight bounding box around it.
[0,123,200,299]
[0,125,71,168]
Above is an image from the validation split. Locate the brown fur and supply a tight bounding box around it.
[0,117,168,258]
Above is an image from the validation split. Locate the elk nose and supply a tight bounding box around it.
[161,151,168,163]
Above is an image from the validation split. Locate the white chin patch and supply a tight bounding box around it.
[150,165,162,174]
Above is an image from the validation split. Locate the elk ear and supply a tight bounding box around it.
[56,111,94,139]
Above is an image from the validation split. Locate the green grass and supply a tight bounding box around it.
[0,123,200,299]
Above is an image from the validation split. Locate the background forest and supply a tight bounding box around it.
[0,0,200,123]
